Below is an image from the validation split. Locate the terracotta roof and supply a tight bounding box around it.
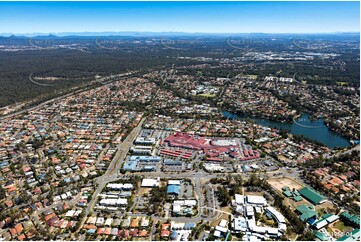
[83,224,97,230]
[131,219,139,227]
[9,228,17,236]
[17,234,26,241]
[5,200,13,207]
[161,223,170,231]
[138,230,148,237]
[14,223,23,234]
[329,177,343,186]
[161,230,170,237]
[44,213,56,221]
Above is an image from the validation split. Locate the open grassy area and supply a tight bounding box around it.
[333,221,353,232]
[210,213,230,227]
[267,177,304,192]
[136,187,152,196]
[245,74,258,79]
[244,191,264,196]
[315,201,337,214]
[198,93,216,98]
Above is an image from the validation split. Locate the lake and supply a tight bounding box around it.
[222,111,350,148]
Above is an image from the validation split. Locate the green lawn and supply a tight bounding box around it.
[198,93,216,98]
[245,74,258,79]
[334,221,353,232]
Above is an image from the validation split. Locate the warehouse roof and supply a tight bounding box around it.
[299,187,326,204]
[167,184,180,195]
[296,204,318,222]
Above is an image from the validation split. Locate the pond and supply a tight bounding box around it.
[222,111,350,148]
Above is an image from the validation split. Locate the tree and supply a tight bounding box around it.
[0,185,5,200]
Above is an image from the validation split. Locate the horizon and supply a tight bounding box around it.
[0,1,359,34]
[0,31,360,37]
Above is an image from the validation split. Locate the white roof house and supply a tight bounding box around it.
[246,195,267,206]
[211,139,237,147]
[265,207,286,224]
[247,218,256,230]
[87,216,97,224]
[236,206,243,214]
[105,218,113,226]
[174,200,197,207]
[267,227,279,235]
[314,219,329,230]
[173,204,181,213]
[171,221,185,230]
[168,180,181,185]
[233,217,247,232]
[246,206,255,217]
[141,178,160,187]
[107,183,134,190]
[219,219,228,228]
[96,217,104,225]
[214,230,221,238]
[184,200,197,206]
[252,226,266,234]
[278,223,287,232]
[140,218,150,227]
[99,198,127,206]
[235,194,244,205]
[326,215,339,223]
[215,226,228,233]
[65,210,75,217]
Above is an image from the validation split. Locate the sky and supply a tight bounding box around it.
[0,1,359,34]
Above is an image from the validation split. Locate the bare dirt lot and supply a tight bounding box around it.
[136,187,152,196]
[210,212,230,227]
[244,191,264,196]
[316,201,337,214]
[267,177,304,192]
[268,177,309,210]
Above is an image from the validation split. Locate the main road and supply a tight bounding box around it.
[76,117,145,231]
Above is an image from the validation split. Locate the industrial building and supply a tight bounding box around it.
[298,187,327,205]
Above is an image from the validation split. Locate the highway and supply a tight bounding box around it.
[0,71,138,120]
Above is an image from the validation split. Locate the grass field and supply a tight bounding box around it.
[245,74,258,79]
[333,221,353,232]
[210,213,230,227]
[329,220,354,238]
[315,201,337,214]
[136,187,152,196]
[198,93,216,98]
[244,191,264,196]
[267,177,304,192]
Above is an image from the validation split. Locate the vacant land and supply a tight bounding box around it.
[267,177,304,192]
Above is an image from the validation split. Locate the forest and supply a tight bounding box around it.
[0,33,359,108]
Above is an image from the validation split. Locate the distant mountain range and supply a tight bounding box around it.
[0,31,359,38]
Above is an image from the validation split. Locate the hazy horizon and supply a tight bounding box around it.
[0,31,360,38]
[0,1,359,34]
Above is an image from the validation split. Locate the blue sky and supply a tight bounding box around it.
[0,1,359,34]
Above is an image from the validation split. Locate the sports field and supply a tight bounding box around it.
[267,177,304,192]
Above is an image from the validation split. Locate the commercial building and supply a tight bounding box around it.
[312,214,339,230]
[99,198,127,207]
[167,185,180,196]
[106,183,133,191]
[298,187,326,205]
[296,204,318,223]
[134,137,155,145]
[141,178,160,187]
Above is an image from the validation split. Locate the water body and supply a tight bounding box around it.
[222,111,350,148]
